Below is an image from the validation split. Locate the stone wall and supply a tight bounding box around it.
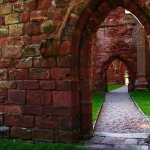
[0,0,149,142]
[0,0,79,142]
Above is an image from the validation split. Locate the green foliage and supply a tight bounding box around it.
[130,90,150,116]
[0,139,85,150]
[92,91,105,122]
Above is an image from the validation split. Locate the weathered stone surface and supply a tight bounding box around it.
[0,3,12,15]
[8,90,26,105]
[29,68,50,80]
[5,13,20,25]
[0,26,8,36]
[9,24,23,36]
[53,91,72,107]
[0,69,7,80]
[22,46,40,57]
[0,0,149,143]
[2,45,22,58]
[0,81,16,90]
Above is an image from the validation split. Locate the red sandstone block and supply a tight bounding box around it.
[31,35,47,44]
[51,68,71,80]
[53,91,72,107]
[2,46,22,59]
[40,80,55,90]
[24,0,36,11]
[21,35,32,45]
[4,114,18,126]
[20,12,30,23]
[16,58,32,69]
[0,69,8,80]
[41,57,56,67]
[56,80,72,91]
[37,0,52,9]
[0,105,5,112]
[59,41,71,55]
[52,107,71,116]
[0,105,22,114]
[24,22,41,36]
[8,0,18,2]
[32,57,43,67]
[44,91,52,105]
[8,90,26,105]
[29,68,50,80]
[0,58,11,68]
[27,90,44,105]
[11,127,32,140]
[33,57,56,68]
[58,130,79,143]
[0,16,5,25]
[9,69,28,80]
[35,116,57,129]
[22,105,42,115]
[4,105,22,114]
[5,115,34,128]
[27,90,52,105]
[15,80,24,90]
[57,55,73,67]
[42,105,52,115]
[13,1,24,12]
[24,80,39,89]
[0,91,7,103]
[0,37,8,47]
[30,10,48,21]
[32,129,53,140]
[18,115,34,128]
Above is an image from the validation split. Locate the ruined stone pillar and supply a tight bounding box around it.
[135,25,148,90]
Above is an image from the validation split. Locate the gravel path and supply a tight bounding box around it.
[95,86,150,133]
[85,87,150,149]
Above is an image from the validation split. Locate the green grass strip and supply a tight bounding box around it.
[130,90,150,116]
[92,91,104,122]
[0,139,85,150]
[107,83,123,92]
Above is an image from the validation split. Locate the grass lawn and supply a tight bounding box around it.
[0,139,85,150]
[107,83,123,92]
[92,91,105,122]
[130,90,150,116]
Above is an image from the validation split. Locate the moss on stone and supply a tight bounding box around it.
[41,20,55,33]
[22,47,40,58]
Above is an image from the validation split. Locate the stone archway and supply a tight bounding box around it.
[37,0,150,141]
[62,0,150,139]
[100,56,136,92]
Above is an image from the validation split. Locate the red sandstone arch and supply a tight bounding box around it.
[64,0,150,139]
[100,55,136,92]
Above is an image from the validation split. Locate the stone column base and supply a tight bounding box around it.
[135,76,148,90]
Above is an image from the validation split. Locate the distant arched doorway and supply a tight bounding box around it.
[99,56,136,93]
[106,59,130,92]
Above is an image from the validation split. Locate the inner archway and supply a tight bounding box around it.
[106,59,129,92]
